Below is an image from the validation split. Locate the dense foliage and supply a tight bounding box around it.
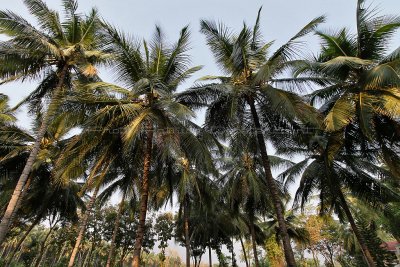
[0,0,399,266]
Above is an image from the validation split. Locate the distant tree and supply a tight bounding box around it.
[154,212,175,266]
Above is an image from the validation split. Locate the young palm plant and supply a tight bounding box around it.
[178,8,325,265]
[0,0,108,243]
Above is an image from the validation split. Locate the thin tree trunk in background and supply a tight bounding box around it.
[338,189,376,267]
[68,183,101,267]
[231,238,236,267]
[132,122,153,267]
[310,248,319,267]
[6,212,42,265]
[184,194,191,267]
[106,190,126,267]
[82,247,92,267]
[247,97,296,266]
[0,64,69,246]
[208,245,212,267]
[239,235,249,267]
[120,245,128,266]
[34,222,55,267]
[85,235,96,267]
[249,221,259,267]
[54,242,67,265]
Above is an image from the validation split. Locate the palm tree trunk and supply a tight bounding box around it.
[208,245,212,267]
[247,97,296,266]
[239,235,249,267]
[249,221,259,267]
[106,190,126,267]
[0,64,69,245]
[184,194,191,267]
[310,248,319,267]
[338,189,376,267]
[6,212,42,265]
[55,241,67,265]
[68,184,100,267]
[132,122,153,267]
[82,246,92,267]
[34,223,55,267]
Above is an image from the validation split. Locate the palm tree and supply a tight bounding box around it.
[0,114,83,265]
[178,9,324,265]
[0,0,108,244]
[296,0,400,170]
[279,133,400,266]
[219,150,269,267]
[0,94,15,126]
[173,155,216,267]
[68,22,203,267]
[96,155,140,267]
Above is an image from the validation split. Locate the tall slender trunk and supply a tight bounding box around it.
[249,221,259,267]
[338,189,376,267]
[82,246,92,267]
[0,64,69,245]
[184,194,191,267]
[247,97,296,266]
[34,223,55,267]
[106,190,126,267]
[310,248,319,267]
[68,184,100,267]
[132,122,153,267]
[239,235,249,267]
[55,242,67,265]
[208,245,212,267]
[6,212,42,265]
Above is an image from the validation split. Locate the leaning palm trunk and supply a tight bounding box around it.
[132,123,153,267]
[68,183,101,267]
[6,211,42,265]
[34,221,56,267]
[249,220,259,267]
[338,189,376,267]
[184,194,191,267]
[0,65,69,245]
[247,97,297,266]
[106,190,126,267]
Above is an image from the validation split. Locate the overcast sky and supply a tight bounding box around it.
[1,0,399,265]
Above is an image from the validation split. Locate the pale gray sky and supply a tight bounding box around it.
[1,0,399,265]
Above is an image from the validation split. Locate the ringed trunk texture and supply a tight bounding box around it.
[131,123,153,267]
[338,190,376,267]
[106,190,126,267]
[250,221,259,267]
[68,184,100,267]
[184,195,191,267]
[0,64,68,245]
[247,97,296,266]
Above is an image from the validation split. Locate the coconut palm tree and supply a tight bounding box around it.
[0,0,108,243]
[0,94,15,126]
[279,133,400,266]
[178,9,324,265]
[66,22,204,267]
[0,114,83,265]
[296,0,400,166]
